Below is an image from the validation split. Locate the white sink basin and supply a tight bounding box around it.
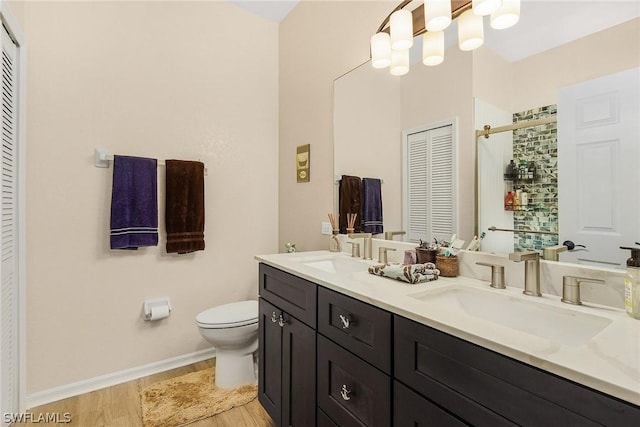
[300,256,368,274]
[410,285,613,346]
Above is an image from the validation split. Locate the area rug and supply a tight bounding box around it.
[140,367,257,427]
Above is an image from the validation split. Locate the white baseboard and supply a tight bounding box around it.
[25,348,216,409]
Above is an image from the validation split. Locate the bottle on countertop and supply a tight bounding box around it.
[505,160,516,179]
[521,187,528,207]
[621,246,640,319]
[505,191,514,210]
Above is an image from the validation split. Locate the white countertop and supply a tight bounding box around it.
[256,250,640,406]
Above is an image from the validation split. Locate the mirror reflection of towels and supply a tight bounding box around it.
[339,175,361,233]
[361,178,383,234]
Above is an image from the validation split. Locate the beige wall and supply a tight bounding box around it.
[279,0,391,251]
[23,1,278,394]
[473,18,640,115]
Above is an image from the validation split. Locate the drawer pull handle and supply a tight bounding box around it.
[340,384,352,401]
[270,312,278,323]
[339,314,351,329]
[278,314,288,327]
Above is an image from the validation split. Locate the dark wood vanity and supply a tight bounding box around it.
[258,263,640,426]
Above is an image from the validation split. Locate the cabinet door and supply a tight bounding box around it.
[394,381,468,427]
[259,299,283,426]
[282,311,316,427]
[318,287,391,373]
[317,335,390,427]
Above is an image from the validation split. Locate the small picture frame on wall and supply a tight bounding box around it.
[296,144,310,183]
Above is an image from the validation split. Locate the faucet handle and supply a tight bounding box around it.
[347,241,361,258]
[378,247,396,263]
[476,262,506,289]
[561,276,605,305]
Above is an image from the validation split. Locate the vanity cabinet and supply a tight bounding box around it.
[258,263,640,427]
[258,264,316,427]
[317,287,392,426]
[395,316,640,427]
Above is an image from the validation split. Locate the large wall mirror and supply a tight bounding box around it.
[333,1,639,268]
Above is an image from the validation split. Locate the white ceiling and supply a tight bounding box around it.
[225,0,300,23]
[226,1,640,62]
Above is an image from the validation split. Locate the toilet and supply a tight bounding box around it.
[195,300,259,389]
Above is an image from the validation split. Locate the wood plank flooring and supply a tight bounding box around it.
[15,359,275,427]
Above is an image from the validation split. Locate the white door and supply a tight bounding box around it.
[0,24,19,421]
[558,68,639,268]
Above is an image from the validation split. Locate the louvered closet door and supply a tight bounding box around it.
[0,24,19,419]
[405,124,455,244]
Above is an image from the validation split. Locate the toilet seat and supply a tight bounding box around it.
[196,300,258,329]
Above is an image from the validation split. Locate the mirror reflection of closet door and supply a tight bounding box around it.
[558,68,639,268]
[402,121,456,245]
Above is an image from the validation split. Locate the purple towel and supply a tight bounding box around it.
[110,155,158,249]
[361,178,383,234]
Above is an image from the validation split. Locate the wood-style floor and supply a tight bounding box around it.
[15,359,275,427]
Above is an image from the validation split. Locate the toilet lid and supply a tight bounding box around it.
[196,300,258,328]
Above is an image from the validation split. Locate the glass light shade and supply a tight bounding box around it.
[425,0,452,32]
[472,0,503,16]
[370,32,392,69]
[490,0,520,29]
[423,31,444,66]
[458,9,484,51]
[390,48,410,76]
[390,9,413,50]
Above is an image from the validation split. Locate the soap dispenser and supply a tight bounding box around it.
[621,246,640,319]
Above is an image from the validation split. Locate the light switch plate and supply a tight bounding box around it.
[321,222,333,235]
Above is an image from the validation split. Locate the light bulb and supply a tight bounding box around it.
[370,32,391,69]
[390,9,413,51]
[423,31,444,66]
[490,0,520,29]
[472,0,503,16]
[458,9,484,51]
[424,0,452,32]
[390,48,410,76]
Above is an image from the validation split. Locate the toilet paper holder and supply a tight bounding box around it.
[143,297,172,321]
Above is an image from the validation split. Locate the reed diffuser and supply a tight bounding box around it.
[346,213,358,234]
[328,213,341,253]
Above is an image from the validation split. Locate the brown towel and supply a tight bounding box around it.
[339,175,361,233]
[165,160,205,254]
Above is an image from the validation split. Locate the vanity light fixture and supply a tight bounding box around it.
[370,0,520,75]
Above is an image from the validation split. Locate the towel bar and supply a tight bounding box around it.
[95,148,208,174]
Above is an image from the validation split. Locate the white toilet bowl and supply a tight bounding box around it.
[196,300,259,389]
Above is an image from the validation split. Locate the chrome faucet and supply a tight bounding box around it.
[384,231,406,241]
[509,251,541,296]
[348,233,373,260]
[542,244,568,261]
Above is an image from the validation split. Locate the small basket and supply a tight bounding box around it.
[436,255,458,277]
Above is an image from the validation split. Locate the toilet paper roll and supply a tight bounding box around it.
[148,305,170,321]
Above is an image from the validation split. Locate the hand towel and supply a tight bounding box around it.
[110,155,158,250]
[165,160,205,254]
[368,262,440,284]
[339,175,361,233]
[361,178,383,234]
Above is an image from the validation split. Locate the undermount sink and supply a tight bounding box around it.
[288,254,368,274]
[410,285,613,346]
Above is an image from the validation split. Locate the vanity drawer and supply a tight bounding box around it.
[394,316,639,427]
[317,335,391,427]
[394,381,468,427]
[259,263,317,328]
[318,286,391,373]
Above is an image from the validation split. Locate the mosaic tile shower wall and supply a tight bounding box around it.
[511,105,558,251]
